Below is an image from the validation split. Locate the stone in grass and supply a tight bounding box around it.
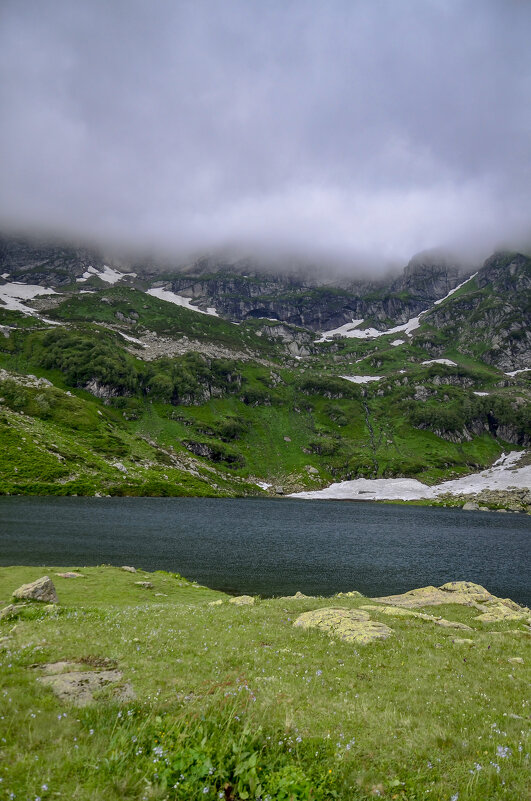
[121,565,137,573]
[35,661,135,706]
[134,581,154,589]
[453,638,475,646]
[360,604,472,630]
[508,657,524,665]
[209,599,224,606]
[0,603,28,621]
[229,595,255,606]
[56,572,84,578]
[294,608,393,644]
[12,576,58,604]
[462,501,479,511]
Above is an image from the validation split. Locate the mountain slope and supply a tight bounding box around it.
[0,233,529,499]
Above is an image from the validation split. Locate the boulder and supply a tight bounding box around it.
[12,576,58,604]
[229,595,255,606]
[462,501,479,511]
[121,565,136,573]
[294,607,393,644]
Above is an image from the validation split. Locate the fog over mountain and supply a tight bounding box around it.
[1,0,530,271]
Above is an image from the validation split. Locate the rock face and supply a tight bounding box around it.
[293,607,394,644]
[12,576,58,604]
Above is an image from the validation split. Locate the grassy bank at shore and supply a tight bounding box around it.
[0,567,529,800]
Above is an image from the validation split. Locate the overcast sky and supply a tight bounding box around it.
[1,0,530,269]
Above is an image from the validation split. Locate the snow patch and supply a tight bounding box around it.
[473,391,489,396]
[76,265,136,284]
[505,368,530,377]
[1,273,10,280]
[147,288,219,316]
[421,359,457,367]
[290,451,530,501]
[340,375,383,384]
[256,481,272,490]
[433,273,478,305]
[116,331,145,346]
[391,339,405,346]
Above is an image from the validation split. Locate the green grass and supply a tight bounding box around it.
[0,566,529,800]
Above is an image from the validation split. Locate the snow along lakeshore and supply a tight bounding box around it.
[290,451,530,501]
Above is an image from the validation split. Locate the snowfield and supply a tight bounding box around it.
[290,451,530,501]
[147,288,219,316]
[0,282,57,315]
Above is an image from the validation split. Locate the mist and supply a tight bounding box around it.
[1,0,530,272]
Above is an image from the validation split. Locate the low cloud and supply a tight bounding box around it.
[1,0,530,270]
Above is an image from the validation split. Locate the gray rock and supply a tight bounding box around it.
[121,565,137,573]
[12,576,58,604]
[462,501,479,511]
[35,662,134,706]
[134,581,154,589]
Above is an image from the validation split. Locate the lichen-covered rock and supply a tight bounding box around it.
[121,566,136,573]
[229,595,255,606]
[209,599,223,606]
[279,591,312,600]
[474,602,530,623]
[439,581,495,603]
[453,638,475,645]
[293,607,393,644]
[12,576,58,604]
[336,590,363,598]
[508,657,524,665]
[374,581,495,608]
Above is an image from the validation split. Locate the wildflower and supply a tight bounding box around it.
[450,795,458,801]
[202,787,209,794]
[316,669,322,676]
[41,785,48,791]
[496,745,511,759]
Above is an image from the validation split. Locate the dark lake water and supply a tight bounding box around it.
[0,497,529,605]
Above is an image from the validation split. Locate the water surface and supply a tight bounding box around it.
[0,497,529,605]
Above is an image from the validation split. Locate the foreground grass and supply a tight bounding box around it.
[0,567,529,800]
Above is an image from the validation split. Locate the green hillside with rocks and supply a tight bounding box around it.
[1,568,529,800]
